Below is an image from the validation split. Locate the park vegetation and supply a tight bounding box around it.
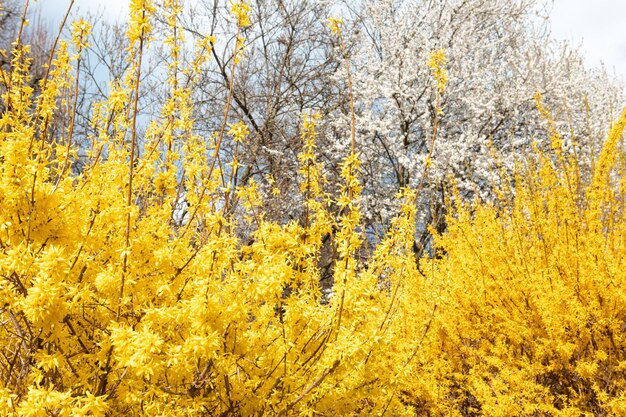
[1,0,626,415]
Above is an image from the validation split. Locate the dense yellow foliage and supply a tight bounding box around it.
[1,1,626,416]
[407,103,626,416]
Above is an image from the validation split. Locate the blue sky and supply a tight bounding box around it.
[549,0,626,82]
[38,0,626,84]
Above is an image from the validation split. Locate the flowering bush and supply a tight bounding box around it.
[1,1,625,416]
[0,2,426,415]
[405,102,626,416]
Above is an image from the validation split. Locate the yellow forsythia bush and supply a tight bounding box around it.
[0,1,430,415]
[404,102,626,416]
[1,1,626,416]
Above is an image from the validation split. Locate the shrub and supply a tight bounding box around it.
[1,1,625,416]
[408,99,626,416]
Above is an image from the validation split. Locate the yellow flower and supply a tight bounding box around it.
[327,17,344,36]
[233,35,247,64]
[231,0,252,28]
[70,19,92,50]
[228,121,249,142]
[427,49,448,95]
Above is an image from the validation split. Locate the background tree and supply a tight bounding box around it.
[324,0,625,254]
[4,0,624,255]
[171,0,339,222]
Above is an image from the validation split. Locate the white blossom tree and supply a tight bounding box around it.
[324,0,624,253]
